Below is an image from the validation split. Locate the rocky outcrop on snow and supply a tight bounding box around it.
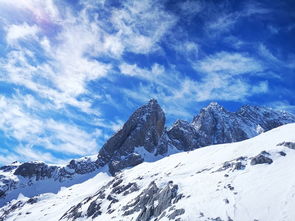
[0,157,99,206]
[277,141,295,150]
[60,176,184,221]
[250,151,273,165]
[123,181,184,221]
[14,162,58,180]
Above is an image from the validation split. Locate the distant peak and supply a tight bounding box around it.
[238,104,268,113]
[148,98,158,105]
[208,101,220,107]
[204,102,225,111]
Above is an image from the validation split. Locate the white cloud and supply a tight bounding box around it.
[205,2,271,35]
[119,55,269,118]
[207,13,238,34]
[110,0,177,54]
[196,52,263,75]
[258,44,295,69]
[0,95,99,158]
[119,63,164,79]
[6,23,40,45]
[0,0,59,23]
[173,41,199,61]
[177,0,203,16]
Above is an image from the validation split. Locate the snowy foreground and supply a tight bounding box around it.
[1,123,295,221]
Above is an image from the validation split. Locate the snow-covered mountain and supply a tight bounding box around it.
[1,100,295,220]
[1,123,295,221]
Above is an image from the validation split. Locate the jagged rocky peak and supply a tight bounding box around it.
[191,101,241,144]
[203,101,226,111]
[192,102,228,129]
[97,99,165,174]
[238,104,295,122]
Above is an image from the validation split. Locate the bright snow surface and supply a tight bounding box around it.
[1,123,295,221]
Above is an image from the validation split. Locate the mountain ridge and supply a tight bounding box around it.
[1,100,295,207]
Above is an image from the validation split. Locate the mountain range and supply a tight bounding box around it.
[1,100,295,221]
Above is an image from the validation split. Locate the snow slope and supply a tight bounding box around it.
[1,123,295,221]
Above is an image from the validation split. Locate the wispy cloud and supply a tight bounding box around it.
[196,52,263,75]
[204,1,271,35]
[6,23,39,45]
[0,95,99,161]
[258,44,295,69]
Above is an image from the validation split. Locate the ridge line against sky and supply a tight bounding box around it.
[0,0,294,165]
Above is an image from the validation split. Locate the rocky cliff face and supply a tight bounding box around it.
[96,99,165,175]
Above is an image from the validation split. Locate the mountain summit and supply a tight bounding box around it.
[97,99,166,175]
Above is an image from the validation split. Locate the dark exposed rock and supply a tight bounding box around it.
[224,199,229,204]
[168,208,185,220]
[167,120,200,151]
[279,151,286,156]
[13,159,97,181]
[0,201,25,221]
[60,203,82,220]
[173,193,184,204]
[111,182,138,195]
[217,157,247,172]
[0,191,5,198]
[14,162,57,180]
[228,216,234,221]
[277,141,295,150]
[123,183,140,196]
[122,181,184,221]
[234,161,245,170]
[87,201,101,218]
[251,152,273,165]
[67,157,98,174]
[27,197,38,204]
[226,184,234,191]
[60,175,139,220]
[211,217,224,221]
[0,165,18,172]
[112,178,123,188]
[109,153,144,175]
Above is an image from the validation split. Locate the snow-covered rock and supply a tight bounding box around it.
[0,156,100,207]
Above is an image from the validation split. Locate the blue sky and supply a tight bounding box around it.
[0,0,294,165]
